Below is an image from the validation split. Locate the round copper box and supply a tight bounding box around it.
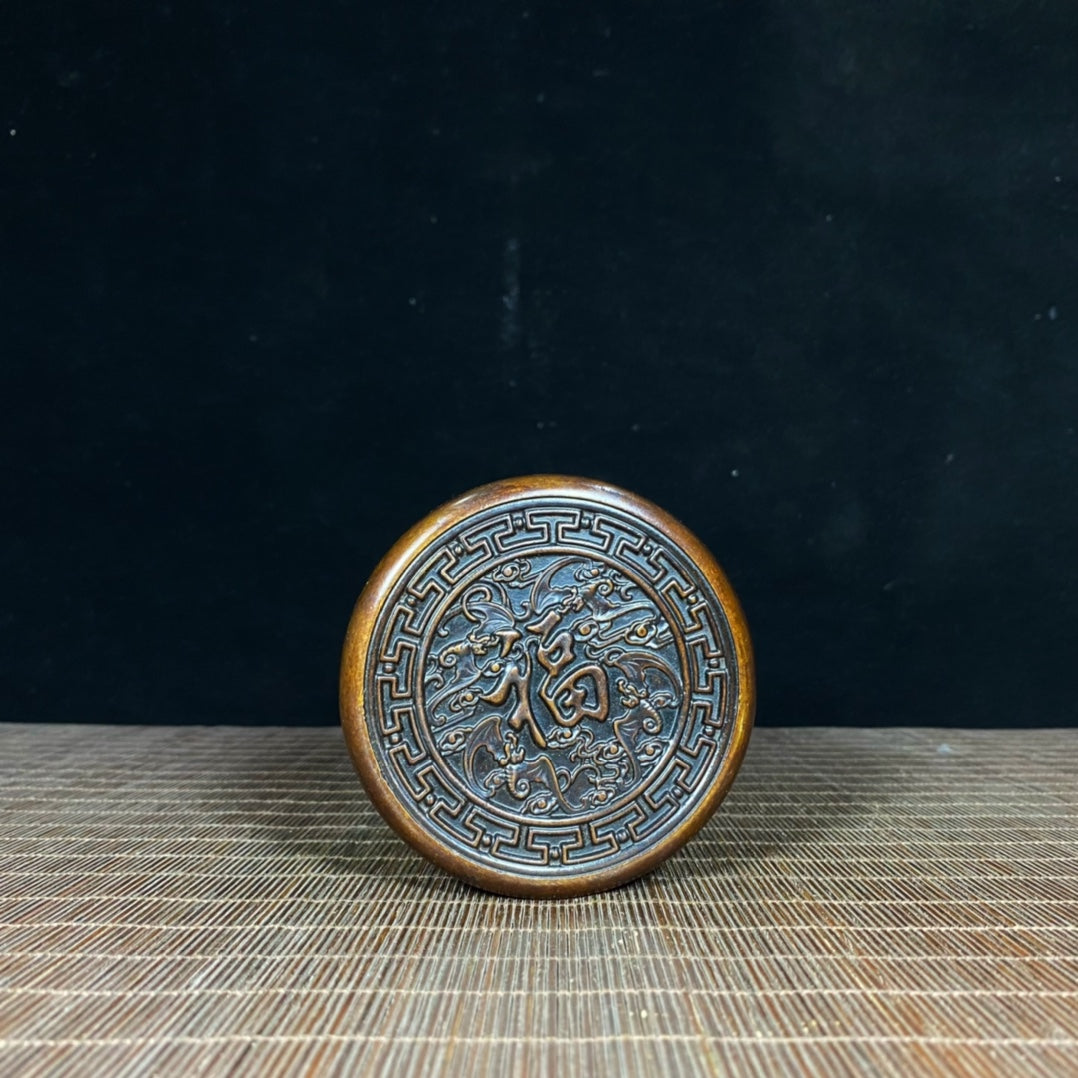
[340,476,754,897]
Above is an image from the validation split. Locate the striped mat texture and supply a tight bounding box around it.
[0,723,1075,1076]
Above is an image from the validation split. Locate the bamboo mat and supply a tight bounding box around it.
[0,723,1075,1077]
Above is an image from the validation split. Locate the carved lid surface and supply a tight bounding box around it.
[340,476,754,897]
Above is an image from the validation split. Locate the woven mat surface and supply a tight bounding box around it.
[0,724,1075,1076]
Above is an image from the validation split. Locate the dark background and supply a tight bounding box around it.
[2,2,1076,728]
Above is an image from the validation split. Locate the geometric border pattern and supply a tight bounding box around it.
[366,496,737,877]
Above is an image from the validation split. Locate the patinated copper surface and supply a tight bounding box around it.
[339,476,755,897]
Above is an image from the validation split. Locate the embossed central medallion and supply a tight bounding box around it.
[422,554,685,821]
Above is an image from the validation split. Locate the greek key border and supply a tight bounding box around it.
[368,499,733,872]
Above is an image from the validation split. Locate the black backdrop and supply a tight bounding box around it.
[3,2,1076,727]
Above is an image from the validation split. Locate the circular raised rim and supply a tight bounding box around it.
[340,475,755,898]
